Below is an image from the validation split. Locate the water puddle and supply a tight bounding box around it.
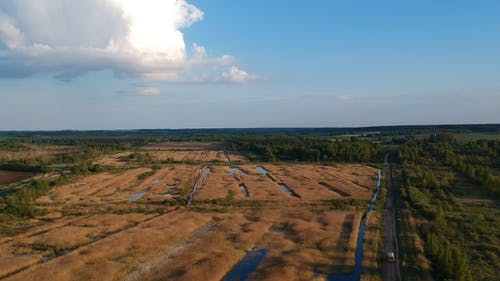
[228,168,245,175]
[255,166,269,176]
[223,249,268,281]
[239,185,249,197]
[128,192,147,202]
[203,168,211,184]
[327,169,381,281]
[152,179,161,184]
[187,168,203,205]
[225,155,231,163]
[278,183,300,199]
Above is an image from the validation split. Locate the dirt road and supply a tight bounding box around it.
[382,154,401,281]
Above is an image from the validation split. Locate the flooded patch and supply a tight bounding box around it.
[128,192,147,202]
[278,183,300,199]
[223,249,268,281]
[152,179,161,184]
[202,167,211,184]
[187,168,203,205]
[255,166,269,176]
[239,185,249,197]
[228,168,245,175]
[327,169,382,281]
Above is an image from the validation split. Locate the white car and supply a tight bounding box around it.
[386,251,395,262]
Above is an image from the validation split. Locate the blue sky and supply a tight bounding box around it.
[0,0,499,130]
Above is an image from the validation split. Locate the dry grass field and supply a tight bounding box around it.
[0,144,382,281]
[139,142,247,163]
[0,145,75,162]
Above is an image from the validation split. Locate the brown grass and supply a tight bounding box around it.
[0,145,75,162]
[194,164,377,202]
[135,208,363,281]
[1,156,380,281]
[361,212,382,281]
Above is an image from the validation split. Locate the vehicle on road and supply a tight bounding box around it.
[386,251,395,262]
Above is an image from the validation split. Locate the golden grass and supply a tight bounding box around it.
[2,159,380,281]
[360,212,382,281]
[0,145,74,162]
[195,164,377,202]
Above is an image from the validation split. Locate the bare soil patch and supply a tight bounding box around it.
[0,171,36,185]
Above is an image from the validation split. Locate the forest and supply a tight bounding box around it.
[394,134,499,281]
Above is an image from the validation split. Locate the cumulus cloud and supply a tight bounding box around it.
[221,66,258,83]
[0,0,255,83]
[192,43,207,59]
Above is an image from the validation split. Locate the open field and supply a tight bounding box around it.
[1,208,367,281]
[0,145,76,162]
[195,164,376,202]
[139,142,247,163]
[0,143,381,281]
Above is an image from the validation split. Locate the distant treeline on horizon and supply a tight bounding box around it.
[0,124,499,137]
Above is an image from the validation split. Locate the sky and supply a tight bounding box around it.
[0,0,499,130]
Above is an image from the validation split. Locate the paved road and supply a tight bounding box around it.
[382,154,401,281]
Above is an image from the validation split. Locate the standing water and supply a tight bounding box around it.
[278,183,300,199]
[239,185,249,197]
[187,168,203,205]
[327,169,382,281]
[202,168,211,184]
[255,166,269,176]
[223,249,268,281]
[128,192,147,202]
[228,168,245,175]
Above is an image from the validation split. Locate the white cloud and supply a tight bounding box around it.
[0,10,25,49]
[192,43,207,59]
[0,0,256,83]
[221,66,258,83]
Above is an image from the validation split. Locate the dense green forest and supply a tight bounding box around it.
[394,134,499,281]
[225,135,384,162]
